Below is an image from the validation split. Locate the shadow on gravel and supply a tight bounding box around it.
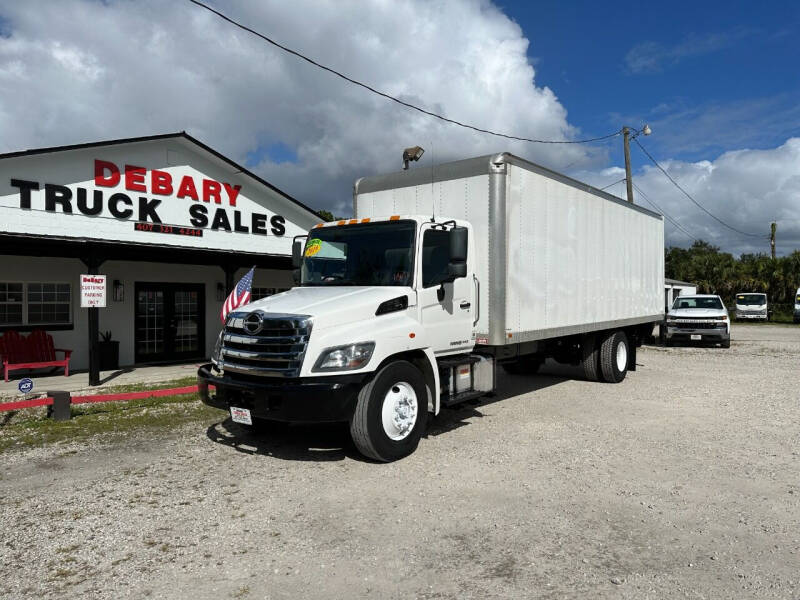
[206,418,370,463]
[205,361,598,460]
[427,367,572,437]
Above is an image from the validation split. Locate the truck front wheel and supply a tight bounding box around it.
[600,331,629,383]
[350,360,428,462]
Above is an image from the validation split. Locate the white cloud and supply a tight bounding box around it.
[0,0,604,217]
[575,139,800,256]
[612,95,800,159]
[625,29,754,74]
[0,1,797,258]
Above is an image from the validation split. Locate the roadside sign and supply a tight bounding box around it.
[80,274,107,308]
[18,378,33,394]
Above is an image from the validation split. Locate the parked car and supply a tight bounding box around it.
[665,294,730,348]
[794,287,800,324]
[734,292,768,321]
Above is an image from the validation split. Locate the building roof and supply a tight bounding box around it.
[666,277,695,287]
[0,131,322,221]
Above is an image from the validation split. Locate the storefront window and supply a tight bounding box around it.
[0,282,24,325]
[27,283,71,325]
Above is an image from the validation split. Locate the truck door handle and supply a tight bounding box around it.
[460,301,471,309]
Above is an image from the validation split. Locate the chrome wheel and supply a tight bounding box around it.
[381,382,418,441]
[616,340,628,372]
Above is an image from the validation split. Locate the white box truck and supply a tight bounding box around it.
[198,152,665,461]
[795,287,800,323]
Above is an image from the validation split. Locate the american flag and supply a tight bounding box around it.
[220,266,255,323]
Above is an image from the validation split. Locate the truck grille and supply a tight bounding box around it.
[672,320,721,330]
[219,312,312,377]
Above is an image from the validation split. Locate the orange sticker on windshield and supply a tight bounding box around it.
[305,238,322,257]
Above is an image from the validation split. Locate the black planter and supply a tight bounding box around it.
[98,340,120,371]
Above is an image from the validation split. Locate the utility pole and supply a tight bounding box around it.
[770,222,776,259]
[622,126,634,203]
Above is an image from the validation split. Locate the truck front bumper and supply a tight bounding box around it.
[197,363,366,423]
[736,312,767,320]
[665,327,729,343]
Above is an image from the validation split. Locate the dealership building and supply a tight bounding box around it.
[0,132,320,377]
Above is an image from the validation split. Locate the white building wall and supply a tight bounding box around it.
[1,256,293,371]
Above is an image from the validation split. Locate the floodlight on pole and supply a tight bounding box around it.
[402,146,425,170]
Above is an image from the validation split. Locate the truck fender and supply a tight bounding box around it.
[420,347,441,415]
[374,348,440,415]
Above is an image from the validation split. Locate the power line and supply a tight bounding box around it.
[633,138,764,238]
[186,0,622,145]
[631,181,698,243]
[600,178,626,191]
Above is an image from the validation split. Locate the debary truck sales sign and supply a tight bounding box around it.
[0,138,314,256]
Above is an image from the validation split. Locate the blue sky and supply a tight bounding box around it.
[501,0,800,168]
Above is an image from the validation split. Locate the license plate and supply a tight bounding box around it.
[690,334,702,341]
[230,406,252,425]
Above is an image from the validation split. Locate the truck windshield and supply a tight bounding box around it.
[672,297,723,310]
[736,294,766,305]
[300,221,415,286]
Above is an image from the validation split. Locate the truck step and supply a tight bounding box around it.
[441,389,487,407]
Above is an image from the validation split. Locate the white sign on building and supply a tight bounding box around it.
[80,274,107,308]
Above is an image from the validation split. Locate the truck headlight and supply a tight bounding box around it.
[313,342,375,372]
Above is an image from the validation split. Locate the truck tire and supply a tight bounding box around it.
[599,331,629,383]
[350,360,428,462]
[501,355,543,375]
[721,338,730,348]
[581,334,602,382]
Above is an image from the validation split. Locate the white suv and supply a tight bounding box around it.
[666,294,730,348]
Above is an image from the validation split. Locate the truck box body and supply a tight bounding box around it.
[354,152,665,346]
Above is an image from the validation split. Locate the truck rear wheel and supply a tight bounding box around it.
[350,360,428,462]
[581,334,602,381]
[600,331,629,383]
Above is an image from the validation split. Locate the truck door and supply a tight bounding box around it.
[417,224,475,355]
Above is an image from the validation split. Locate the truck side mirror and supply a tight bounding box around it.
[448,226,468,279]
[291,239,303,269]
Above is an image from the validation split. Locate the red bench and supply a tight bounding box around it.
[0,330,72,382]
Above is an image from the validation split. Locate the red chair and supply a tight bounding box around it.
[0,330,72,382]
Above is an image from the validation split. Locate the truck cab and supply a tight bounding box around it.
[734,292,768,321]
[199,216,487,461]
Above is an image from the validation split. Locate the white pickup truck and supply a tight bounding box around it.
[198,153,665,461]
[665,294,730,347]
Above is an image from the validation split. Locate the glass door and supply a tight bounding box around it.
[135,283,205,363]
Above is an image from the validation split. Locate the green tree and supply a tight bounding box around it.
[666,241,800,310]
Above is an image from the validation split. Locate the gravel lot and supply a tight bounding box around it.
[2,324,799,599]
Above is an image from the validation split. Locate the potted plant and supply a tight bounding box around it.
[98,330,120,371]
